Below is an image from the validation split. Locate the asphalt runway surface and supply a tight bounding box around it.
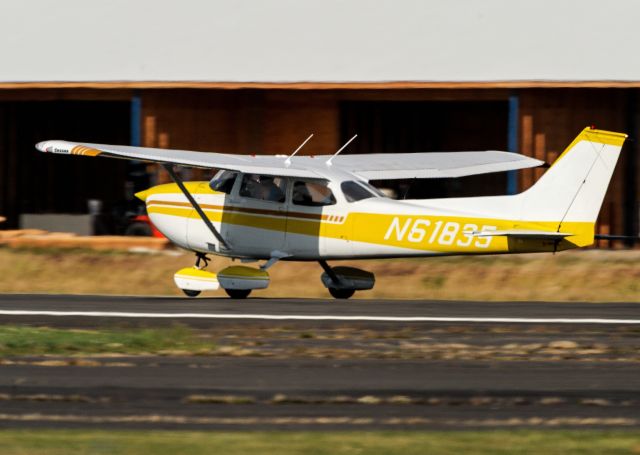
[0,294,639,430]
[0,293,639,326]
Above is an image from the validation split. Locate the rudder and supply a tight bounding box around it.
[519,127,626,228]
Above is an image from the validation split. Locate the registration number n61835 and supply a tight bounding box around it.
[383,217,497,248]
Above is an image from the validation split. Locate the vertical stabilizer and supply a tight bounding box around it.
[519,128,626,229]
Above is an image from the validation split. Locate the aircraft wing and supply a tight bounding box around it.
[36,140,543,180]
[35,140,320,178]
[325,152,544,180]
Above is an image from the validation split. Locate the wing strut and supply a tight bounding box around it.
[162,164,231,251]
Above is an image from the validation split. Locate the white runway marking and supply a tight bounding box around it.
[0,310,639,324]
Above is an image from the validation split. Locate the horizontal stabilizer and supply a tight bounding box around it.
[595,234,640,243]
[470,229,572,239]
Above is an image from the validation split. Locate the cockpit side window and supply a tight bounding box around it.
[341,180,378,202]
[359,180,387,198]
[292,180,336,207]
[209,170,237,195]
[239,174,287,203]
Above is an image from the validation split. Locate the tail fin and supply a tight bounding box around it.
[520,127,626,228]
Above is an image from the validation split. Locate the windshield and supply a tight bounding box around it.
[341,180,384,202]
[209,170,237,194]
[358,180,387,197]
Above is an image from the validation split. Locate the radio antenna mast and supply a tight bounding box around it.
[326,134,357,166]
[284,134,314,167]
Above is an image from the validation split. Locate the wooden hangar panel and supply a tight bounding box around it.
[518,89,636,246]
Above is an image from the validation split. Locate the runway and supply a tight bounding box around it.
[0,293,639,429]
[0,293,638,326]
[0,357,639,429]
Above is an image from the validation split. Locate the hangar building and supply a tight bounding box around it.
[0,0,638,245]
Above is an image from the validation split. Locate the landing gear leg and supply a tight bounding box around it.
[195,252,209,269]
[319,260,341,285]
[319,260,355,300]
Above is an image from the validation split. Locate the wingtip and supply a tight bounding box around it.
[36,140,71,153]
[35,141,49,152]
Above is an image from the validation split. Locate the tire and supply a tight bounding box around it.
[225,288,252,299]
[182,289,201,298]
[328,288,355,299]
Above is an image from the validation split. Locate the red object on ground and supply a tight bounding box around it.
[131,214,165,238]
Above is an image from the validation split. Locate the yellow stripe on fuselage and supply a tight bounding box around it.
[136,182,213,202]
[349,213,593,253]
[147,200,594,254]
[147,203,320,237]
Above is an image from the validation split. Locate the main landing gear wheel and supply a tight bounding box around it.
[225,288,252,299]
[182,289,201,298]
[328,288,355,299]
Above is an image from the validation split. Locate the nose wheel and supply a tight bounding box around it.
[180,253,210,298]
[174,253,218,298]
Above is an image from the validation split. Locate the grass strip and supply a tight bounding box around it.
[0,325,213,356]
[0,429,639,454]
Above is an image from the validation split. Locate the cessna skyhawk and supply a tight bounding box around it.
[36,127,626,299]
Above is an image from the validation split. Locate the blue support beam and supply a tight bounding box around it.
[127,94,147,200]
[507,95,519,195]
[130,95,142,146]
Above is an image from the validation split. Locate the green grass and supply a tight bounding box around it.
[0,430,639,454]
[0,325,213,356]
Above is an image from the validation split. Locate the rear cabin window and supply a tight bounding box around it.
[341,181,378,202]
[209,170,237,194]
[292,180,336,207]
[239,174,287,203]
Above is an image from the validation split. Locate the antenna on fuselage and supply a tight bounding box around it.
[284,134,314,167]
[326,134,357,166]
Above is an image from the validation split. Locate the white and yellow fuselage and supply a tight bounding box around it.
[136,128,624,262]
[137,184,592,260]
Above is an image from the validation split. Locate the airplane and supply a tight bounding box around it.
[36,126,626,299]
